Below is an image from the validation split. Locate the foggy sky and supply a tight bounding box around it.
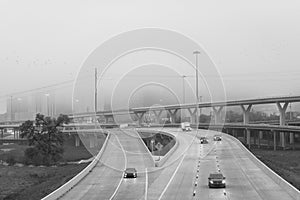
[1,0,300,112]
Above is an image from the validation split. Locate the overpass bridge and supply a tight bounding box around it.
[1,95,300,149]
[70,95,300,149]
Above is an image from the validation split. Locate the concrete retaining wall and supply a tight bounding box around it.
[41,133,111,200]
[226,133,300,200]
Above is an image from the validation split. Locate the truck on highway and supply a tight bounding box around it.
[181,122,191,131]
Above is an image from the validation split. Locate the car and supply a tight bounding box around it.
[200,137,208,144]
[208,173,226,188]
[124,168,137,178]
[213,135,222,141]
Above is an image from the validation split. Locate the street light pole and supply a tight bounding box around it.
[182,75,186,104]
[193,51,200,126]
[10,96,13,121]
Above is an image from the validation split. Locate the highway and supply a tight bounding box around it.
[59,128,298,200]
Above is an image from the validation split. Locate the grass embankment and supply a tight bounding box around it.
[250,148,300,190]
[0,134,106,200]
[0,164,88,200]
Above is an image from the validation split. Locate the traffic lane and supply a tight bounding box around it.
[112,129,154,200]
[146,129,216,200]
[160,136,200,200]
[146,155,185,200]
[116,129,154,170]
[195,143,225,200]
[61,134,125,200]
[222,135,295,200]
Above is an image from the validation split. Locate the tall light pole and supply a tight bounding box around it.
[10,96,13,121]
[95,68,98,113]
[182,75,186,104]
[45,93,50,116]
[17,98,22,120]
[193,50,200,126]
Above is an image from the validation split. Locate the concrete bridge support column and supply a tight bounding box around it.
[253,131,256,146]
[289,133,294,144]
[241,104,252,124]
[212,106,224,124]
[0,129,3,138]
[246,129,251,149]
[167,109,178,123]
[276,102,289,149]
[134,112,145,125]
[272,130,277,151]
[187,108,197,124]
[153,110,163,124]
[258,131,263,148]
[89,134,97,148]
[75,135,80,147]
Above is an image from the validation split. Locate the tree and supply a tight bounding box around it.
[20,113,70,165]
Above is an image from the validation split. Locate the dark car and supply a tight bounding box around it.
[200,137,208,144]
[208,173,226,188]
[124,168,137,178]
[213,135,222,141]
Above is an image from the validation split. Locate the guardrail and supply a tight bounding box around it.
[41,133,111,200]
[225,133,300,200]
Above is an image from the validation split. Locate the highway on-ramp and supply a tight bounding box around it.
[59,128,299,200]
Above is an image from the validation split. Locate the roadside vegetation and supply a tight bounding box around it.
[0,163,88,200]
[139,132,175,156]
[0,114,106,200]
[250,148,300,190]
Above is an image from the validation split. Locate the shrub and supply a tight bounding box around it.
[6,155,16,166]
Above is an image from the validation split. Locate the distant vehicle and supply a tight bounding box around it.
[124,168,137,178]
[181,122,192,131]
[208,173,226,188]
[213,135,222,141]
[200,137,208,144]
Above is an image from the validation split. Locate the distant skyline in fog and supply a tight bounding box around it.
[1,0,300,113]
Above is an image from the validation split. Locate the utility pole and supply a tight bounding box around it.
[95,68,98,113]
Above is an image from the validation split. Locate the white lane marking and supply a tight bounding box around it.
[109,134,127,200]
[158,154,186,200]
[145,168,148,200]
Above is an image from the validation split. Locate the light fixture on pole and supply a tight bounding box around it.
[193,50,200,126]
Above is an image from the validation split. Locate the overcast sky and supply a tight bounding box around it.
[1,0,300,110]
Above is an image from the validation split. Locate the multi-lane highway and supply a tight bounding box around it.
[59,128,298,200]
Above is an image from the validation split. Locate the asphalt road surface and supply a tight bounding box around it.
[60,128,298,200]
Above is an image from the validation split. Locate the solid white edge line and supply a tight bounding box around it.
[109,134,128,200]
[158,154,186,200]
